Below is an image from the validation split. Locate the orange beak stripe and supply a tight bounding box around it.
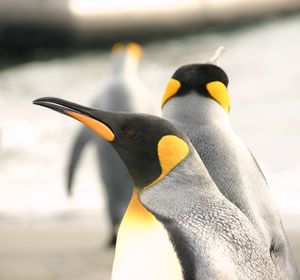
[66,110,115,142]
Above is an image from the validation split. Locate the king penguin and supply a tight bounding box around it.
[67,42,158,244]
[34,97,278,280]
[161,48,299,279]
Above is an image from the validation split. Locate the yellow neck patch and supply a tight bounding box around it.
[66,110,115,142]
[206,81,230,112]
[161,79,181,107]
[121,190,157,227]
[145,135,189,189]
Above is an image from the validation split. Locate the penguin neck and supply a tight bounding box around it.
[121,189,157,227]
[110,53,139,80]
[150,145,219,194]
[163,91,229,126]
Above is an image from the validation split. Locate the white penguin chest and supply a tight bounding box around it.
[111,192,183,280]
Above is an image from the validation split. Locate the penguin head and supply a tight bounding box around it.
[112,42,143,60]
[111,42,143,74]
[33,97,190,190]
[161,63,230,112]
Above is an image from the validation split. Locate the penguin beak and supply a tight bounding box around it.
[207,46,225,66]
[33,97,115,142]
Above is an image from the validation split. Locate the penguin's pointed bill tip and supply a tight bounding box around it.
[207,46,225,65]
[33,97,115,142]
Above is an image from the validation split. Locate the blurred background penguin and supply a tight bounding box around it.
[66,42,159,245]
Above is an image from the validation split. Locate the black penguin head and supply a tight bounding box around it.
[33,97,190,189]
[161,64,230,112]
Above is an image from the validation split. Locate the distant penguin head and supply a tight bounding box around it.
[111,42,143,73]
[33,97,190,190]
[161,63,230,112]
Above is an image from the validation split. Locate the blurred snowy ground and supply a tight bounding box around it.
[0,13,299,280]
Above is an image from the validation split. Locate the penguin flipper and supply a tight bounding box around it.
[66,127,92,195]
[139,179,277,280]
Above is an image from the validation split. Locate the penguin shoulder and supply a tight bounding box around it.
[139,160,278,280]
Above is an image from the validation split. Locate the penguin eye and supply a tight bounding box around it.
[123,129,139,140]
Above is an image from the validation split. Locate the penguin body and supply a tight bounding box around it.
[67,43,158,243]
[161,63,299,279]
[34,97,278,279]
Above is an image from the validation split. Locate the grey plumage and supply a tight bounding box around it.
[67,43,158,243]
[140,139,278,280]
[34,96,279,279]
[162,70,299,279]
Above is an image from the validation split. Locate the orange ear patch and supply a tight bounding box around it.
[157,135,189,176]
[206,81,230,112]
[66,111,115,142]
[145,135,189,189]
[161,79,181,107]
